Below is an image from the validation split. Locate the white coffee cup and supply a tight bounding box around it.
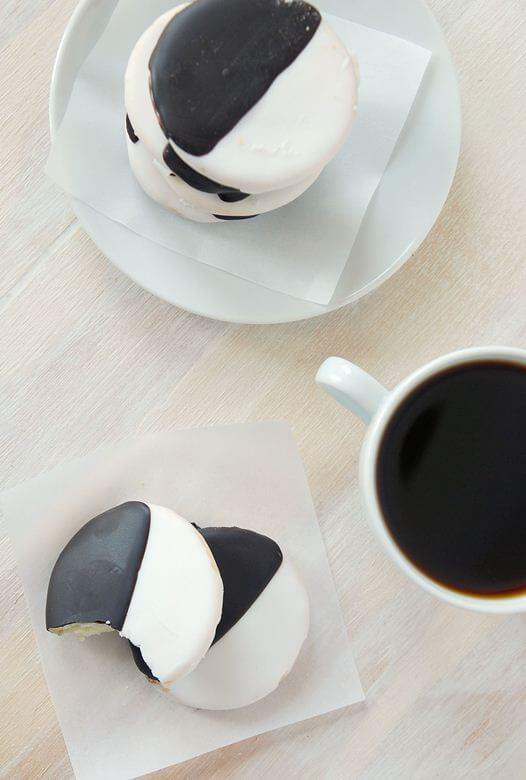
[316,346,526,614]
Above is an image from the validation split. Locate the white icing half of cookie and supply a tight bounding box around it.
[120,504,224,684]
[168,558,310,709]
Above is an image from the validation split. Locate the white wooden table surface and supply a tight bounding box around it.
[1,1,525,777]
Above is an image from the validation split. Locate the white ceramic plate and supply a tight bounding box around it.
[50,0,461,324]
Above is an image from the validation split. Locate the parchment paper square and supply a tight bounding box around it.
[1,422,363,779]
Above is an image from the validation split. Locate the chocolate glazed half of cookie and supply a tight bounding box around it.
[149,0,321,156]
[46,502,150,634]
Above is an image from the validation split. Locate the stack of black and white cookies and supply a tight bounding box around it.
[124,0,359,222]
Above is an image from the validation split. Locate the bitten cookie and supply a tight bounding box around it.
[46,502,224,684]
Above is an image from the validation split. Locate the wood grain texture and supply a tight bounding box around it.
[1,0,525,778]
[0,0,77,301]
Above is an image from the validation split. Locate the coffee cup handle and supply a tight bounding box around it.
[316,357,389,424]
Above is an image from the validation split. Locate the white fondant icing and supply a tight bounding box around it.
[120,504,224,684]
[169,558,310,709]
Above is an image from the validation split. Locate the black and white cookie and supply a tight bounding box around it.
[172,527,310,709]
[134,526,310,710]
[46,502,224,684]
[124,0,358,221]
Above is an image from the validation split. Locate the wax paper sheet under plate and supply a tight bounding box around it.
[46,0,430,304]
[1,421,364,779]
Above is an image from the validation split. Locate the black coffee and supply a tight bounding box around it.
[377,360,526,596]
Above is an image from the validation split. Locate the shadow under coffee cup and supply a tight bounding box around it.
[316,346,526,614]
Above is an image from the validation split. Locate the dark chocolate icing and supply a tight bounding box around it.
[164,143,249,200]
[126,114,139,144]
[214,213,258,221]
[199,526,283,643]
[46,502,150,632]
[218,191,251,204]
[131,526,283,680]
[129,641,157,680]
[149,0,321,156]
